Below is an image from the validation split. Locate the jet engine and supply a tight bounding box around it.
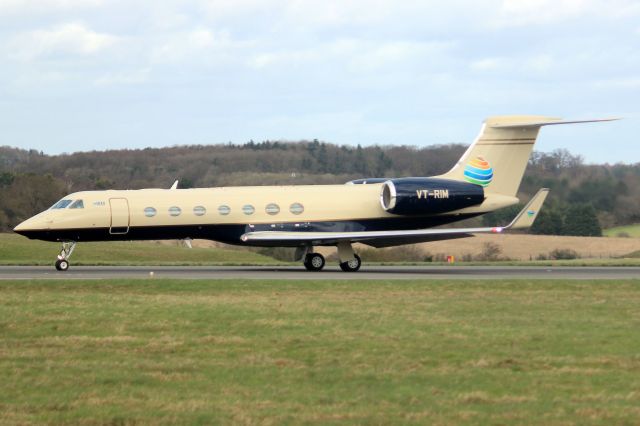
[380,178,484,215]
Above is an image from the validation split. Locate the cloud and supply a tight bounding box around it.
[595,78,640,90]
[249,39,453,73]
[470,55,553,74]
[0,0,104,16]
[94,68,151,86]
[199,0,278,19]
[0,0,638,163]
[526,54,553,73]
[281,0,392,28]
[196,0,490,37]
[149,27,250,65]
[470,57,505,71]
[349,41,453,71]
[494,0,640,27]
[497,0,587,26]
[7,22,118,60]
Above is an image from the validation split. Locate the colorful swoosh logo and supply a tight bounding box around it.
[463,156,493,187]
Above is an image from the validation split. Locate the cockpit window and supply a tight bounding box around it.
[69,200,84,209]
[50,199,73,209]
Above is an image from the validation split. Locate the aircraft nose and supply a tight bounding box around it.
[13,215,53,238]
[13,218,36,235]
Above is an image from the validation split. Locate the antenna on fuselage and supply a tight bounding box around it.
[170,180,178,190]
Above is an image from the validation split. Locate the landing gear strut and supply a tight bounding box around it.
[55,242,76,271]
[303,253,325,271]
[300,243,363,272]
[337,241,362,272]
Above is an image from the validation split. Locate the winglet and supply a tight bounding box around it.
[170,180,179,190]
[503,188,550,230]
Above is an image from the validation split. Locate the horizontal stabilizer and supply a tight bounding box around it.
[490,118,619,129]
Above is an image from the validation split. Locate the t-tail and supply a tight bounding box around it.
[439,115,618,197]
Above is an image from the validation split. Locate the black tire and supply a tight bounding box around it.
[303,253,325,271]
[339,254,361,272]
[55,259,69,271]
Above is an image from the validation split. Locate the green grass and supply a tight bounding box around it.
[4,233,640,267]
[604,223,640,238]
[1,279,640,424]
[625,251,640,259]
[0,233,282,266]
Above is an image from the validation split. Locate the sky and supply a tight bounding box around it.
[0,0,638,164]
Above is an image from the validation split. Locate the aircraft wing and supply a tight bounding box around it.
[241,188,549,247]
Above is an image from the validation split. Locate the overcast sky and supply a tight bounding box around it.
[0,0,638,163]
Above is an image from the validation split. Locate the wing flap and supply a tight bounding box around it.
[362,233,473,248]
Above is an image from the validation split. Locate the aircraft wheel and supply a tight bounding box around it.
[304,253,325,271]
[340,254,361,272]
[55,259,70,271]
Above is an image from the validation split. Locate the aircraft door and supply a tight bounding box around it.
[109,198,130,235]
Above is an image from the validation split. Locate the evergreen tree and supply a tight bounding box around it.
[530,206,565,235]
[481,204,523,227]
[562,203,602,236]
[354,144,366,175]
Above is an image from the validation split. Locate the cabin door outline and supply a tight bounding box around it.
[109,198,130,235]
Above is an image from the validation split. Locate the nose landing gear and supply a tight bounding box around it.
[55,242,76,271]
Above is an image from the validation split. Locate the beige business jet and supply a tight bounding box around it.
[14,116,615,272]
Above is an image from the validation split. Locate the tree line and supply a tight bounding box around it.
[1,142,638,234]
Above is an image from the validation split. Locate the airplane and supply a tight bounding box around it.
[13,115,616,272]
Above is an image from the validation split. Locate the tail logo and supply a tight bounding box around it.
[464,156,493,187]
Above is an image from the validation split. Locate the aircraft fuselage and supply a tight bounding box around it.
[13,183,516,246]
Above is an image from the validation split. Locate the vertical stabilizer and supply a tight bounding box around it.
[439,115,555,197]
[439,116,618,197]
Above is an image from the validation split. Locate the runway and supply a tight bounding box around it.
[0,265,638,280]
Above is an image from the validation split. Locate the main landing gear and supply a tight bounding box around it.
[301,242,362,272]
[55,241,76,271]
[339,254,361,272]
[303,253,325,271]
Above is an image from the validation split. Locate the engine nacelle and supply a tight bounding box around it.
[380,178,484,215]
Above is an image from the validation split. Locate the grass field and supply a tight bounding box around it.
[1,279,640,424]
[410,233,640,262]
[604,223,640,238]
[3,233,640,267]
[0,233,281,266]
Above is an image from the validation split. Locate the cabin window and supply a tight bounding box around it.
[290,202,304,215]
[242,204,255,215]
[265,203,280,215]
[193,206,206,216]
[69,200,84,209]
[218,205,230,215]
[144,207,157,217]
[169,206,182,216]
[50,199,73,209]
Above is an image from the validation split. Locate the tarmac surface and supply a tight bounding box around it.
[0,265,638,280]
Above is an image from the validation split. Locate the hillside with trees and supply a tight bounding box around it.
[1,142,638,235]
